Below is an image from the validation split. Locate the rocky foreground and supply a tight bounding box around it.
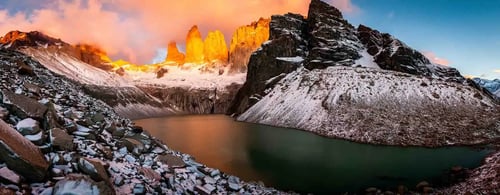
[0,49,283,194]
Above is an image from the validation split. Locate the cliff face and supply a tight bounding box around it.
[204,30,228,63]
[185,26,205,64]
[165,41,185,64]
[229,18,270,73]
[169,19,269,73]
[228,13,307,115]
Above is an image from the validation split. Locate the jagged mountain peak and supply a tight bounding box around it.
[308,0,344,19]
[0,30,66,49]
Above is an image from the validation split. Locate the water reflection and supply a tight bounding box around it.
[135,115,490,193]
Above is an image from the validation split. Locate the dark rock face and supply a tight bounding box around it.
[305,0,361,69]
[357,24,432,75]
[230,0,472,115]
[0,119,49,182]
[228,13,307,115]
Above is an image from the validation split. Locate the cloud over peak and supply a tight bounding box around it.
[0,0,357,64]
[422,51,450,66]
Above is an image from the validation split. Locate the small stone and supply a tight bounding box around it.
[227,176,241,191]
[423,186,434,193]
[125,155,136,163]
[416,181,430,191]
[0,107,8,119]
[133,183,146,195]
[15,118,41,135]
[204,176,216,184]
[195,185,213,195]
[365,187,378,193]
[24,131,45,145]
[78,158,110,182]
[16,60,34,76]
[51,168,64,177]
[114,176,124,186]
[151,147,165,154]
[156,154,186,168]
[451,166,464,173]
[0,167,21,184]
[138,167,161,183]
[131,125,143,133]
[52,174,114,195]
[121,138,145,155]
[23,83,41,95]
[50,128,74,151]
[91,113,105,123]
[0,187,15,195]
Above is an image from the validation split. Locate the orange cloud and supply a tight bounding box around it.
[422,51,450,66]
[0,0,357,63]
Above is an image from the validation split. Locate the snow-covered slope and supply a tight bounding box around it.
[22,48,130,86]
[20,47,245,119]
[239,66,500,146]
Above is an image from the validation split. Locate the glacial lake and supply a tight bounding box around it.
[135,115,491,194]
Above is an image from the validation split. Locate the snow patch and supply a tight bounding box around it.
[276,56,304,63]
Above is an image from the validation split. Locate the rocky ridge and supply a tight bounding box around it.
[0,49,283,194]
[2,32,244,120]
[229,0,472,115]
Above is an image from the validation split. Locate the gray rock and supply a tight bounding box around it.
[137,167,161,186]
[50,128,74,151]
[24,131,45,145]
[416,181,430,191]
[15,118,41,135]
[91,113,105,123]
[114,176,124,186]
[52,174,114,195]
[195,184,214,195]
[1,90,47,120]
[227,176,241,191]
[23,82,41,95]
[204,176,216,184]
[0,107,8,120]
[121,138,145,155]
[156,154,186,168]
[0,119,48,182]
[124,155,136,163]
[0,167,21,184]
[133,183,146,195]
[77,158,110,183]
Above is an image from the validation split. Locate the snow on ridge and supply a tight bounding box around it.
[276,56,304,63]
[239,66,498,146]
[354,49,380,69]
[20,48,245,89]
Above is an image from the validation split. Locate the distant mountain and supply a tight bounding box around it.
[230,0,499,147]
[473,78,500,98]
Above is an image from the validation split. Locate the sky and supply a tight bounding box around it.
[0,0,498,79]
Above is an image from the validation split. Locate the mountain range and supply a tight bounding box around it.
[0,0,498,194]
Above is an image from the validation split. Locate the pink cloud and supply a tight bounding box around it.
[422,51,450,66]
[0,0,357,63]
